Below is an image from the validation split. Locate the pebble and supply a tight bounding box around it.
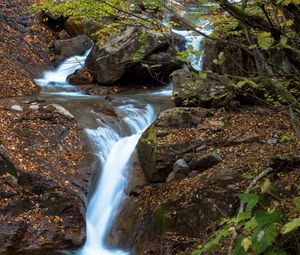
[266,138,277,145]
[11,105,23,112]
[29,105,39,110]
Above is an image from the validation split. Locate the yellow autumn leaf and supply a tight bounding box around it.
[241,237,252,251]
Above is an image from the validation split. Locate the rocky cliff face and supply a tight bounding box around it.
[0,100,91,255]
[0,0,55,98]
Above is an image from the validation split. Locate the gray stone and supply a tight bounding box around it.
[267,138,277,145]
[156,108,198,128]
[189,152,222,171]
[166,159,190,182]
[29,105,39,111]
[171,69,232,107]
[11,105,23,112]
[86,26,182,84]
[54,34,93,58]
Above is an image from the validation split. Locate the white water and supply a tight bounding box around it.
[81,105,155,255]
[35,49,163,255]
[35,49,91,92]
[172,21,212,71]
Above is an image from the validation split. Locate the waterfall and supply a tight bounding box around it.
[80,105,155,255]
[34,49,165,255]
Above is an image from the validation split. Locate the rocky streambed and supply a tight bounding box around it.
[1,1,300,255]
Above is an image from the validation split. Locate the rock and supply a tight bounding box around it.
[67,68,93,85]
[0,101,91,254]
[267,138,277,145]
[51,104,74,119]
[11,105,23,112]
[64,17,106,40]
[166,159,190,182]
[86,26,182,85]
[29,105,39,110]
[189,152,222,171]
[54,34,93,58]
[138,125,195,182]
[137,108,211,182]
[172,69,232,107]
[156,108,198,128]
[111,166,242,255]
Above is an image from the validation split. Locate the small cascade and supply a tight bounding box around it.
[172,20,211,71]
[35,49,91,94]
[81,105,155,255]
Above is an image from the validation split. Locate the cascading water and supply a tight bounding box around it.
[35,50,168,255]
[81,105,155,255]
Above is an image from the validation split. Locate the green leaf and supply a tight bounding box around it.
[261,178,271,193]
[232,235,247,255]
[192,228,231,255]
[243,172,254,180]
[255,210,282,227]
[238,193,259,212]
[281,218,300,234]
[244,217,258,232]
[251,223,278,254]
[294,197,300,212]
[264,246,288,255]
[257,32,274,50]
[228,212,252,224]
[198,72,207,79]
[280,35,288,47]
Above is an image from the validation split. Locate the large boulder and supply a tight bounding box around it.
[86,26,184,85]
[67,68,94,85]
[137,107,217,182]
[171,69,234,107]
[54,34,93,58]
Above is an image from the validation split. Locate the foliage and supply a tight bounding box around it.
[192,177,300,255]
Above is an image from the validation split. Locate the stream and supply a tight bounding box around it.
[34,51,173,255]
[34,14,204,254]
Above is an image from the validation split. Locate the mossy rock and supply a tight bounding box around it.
[172,69,233,108]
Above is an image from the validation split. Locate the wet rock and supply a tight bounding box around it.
[54,34,93,58]
[86,26,182,85]
[67,68,94,85]
[166,159,190,182]
[189,152,222,172]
